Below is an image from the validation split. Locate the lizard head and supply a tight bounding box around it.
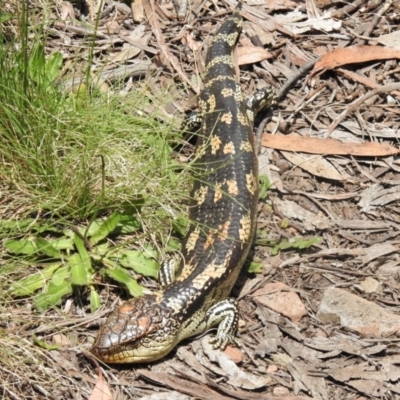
[91,295,180,363]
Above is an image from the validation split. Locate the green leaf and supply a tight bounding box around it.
[35,237,62,258]
[90,287,101,313]
[79,221,101,237]
[29,42,45,83]
[5,237,62,258]
[0,219,36,233]
[116,249,159,278]
[141,245,158,259]
[104,267,143,297]
[279,218,290,229]
[33,334,60,350]
[50,265,71,285]
[4,238,37,255]
[34,279,72,311]
[0,13,15,23]
[248,261,264,273]
[121,197,145,214]
[271,236,321,256]
[101,257,118,269]
[165,238,181,251]
[115,214,141,234]
[89,212,122,246]
[172,215,188,236]
[46,51,63,82]
[92,242,109,257]
[69,253,89,286]
[73,233,92,273]
[47,236,74,251]
[8,263,64,296]
[259,175,271,200]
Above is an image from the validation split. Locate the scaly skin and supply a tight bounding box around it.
[90,3,275,363]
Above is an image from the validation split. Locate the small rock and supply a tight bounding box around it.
[377,262,400,277]
[114,2,132,14]
[317,287,400,337]
[253,282,307,322]
[224,345,244,363]
[273,385,290,396]
[238,318,246,329]
[118,29,131,36]
[267,364,278,373]
[271,352,292,366]
[314,328,328,338]
[360,277,382,293]
[105,21,121,34]
[53,333,71,347]
[141,392,191,400]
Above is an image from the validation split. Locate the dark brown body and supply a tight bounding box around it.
[91,5,274,363]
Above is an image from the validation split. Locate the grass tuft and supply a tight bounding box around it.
[0,1,191,310]
[0,1,192,396]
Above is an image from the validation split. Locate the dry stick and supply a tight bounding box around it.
[57,61,151,92]
[30,307,115,334]
[143,0,200,94]
[177,0,188,19]
[346,28,378,42]
[351,155,380,183]
[337,67,400,98]
[361,0,384,13]
[277,56,321,101]
[258,58,320,151]
[331,0,368,19]
[53,21,109,39]
[121,36,159,54]
[359,0,393,44]
[225,0,293,36]
[327,82,400,134]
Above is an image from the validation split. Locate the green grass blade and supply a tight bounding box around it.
[271,236,321,255]
[33,334,60,350]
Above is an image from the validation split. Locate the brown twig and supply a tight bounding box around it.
[52,21,109,39]
[225,0,293,36]
[28,307,115,334]
[358,0,393,44]
[327,82,400,134]
[57,61,151,92]
[331,0,368,19]
[277,56,321,101]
